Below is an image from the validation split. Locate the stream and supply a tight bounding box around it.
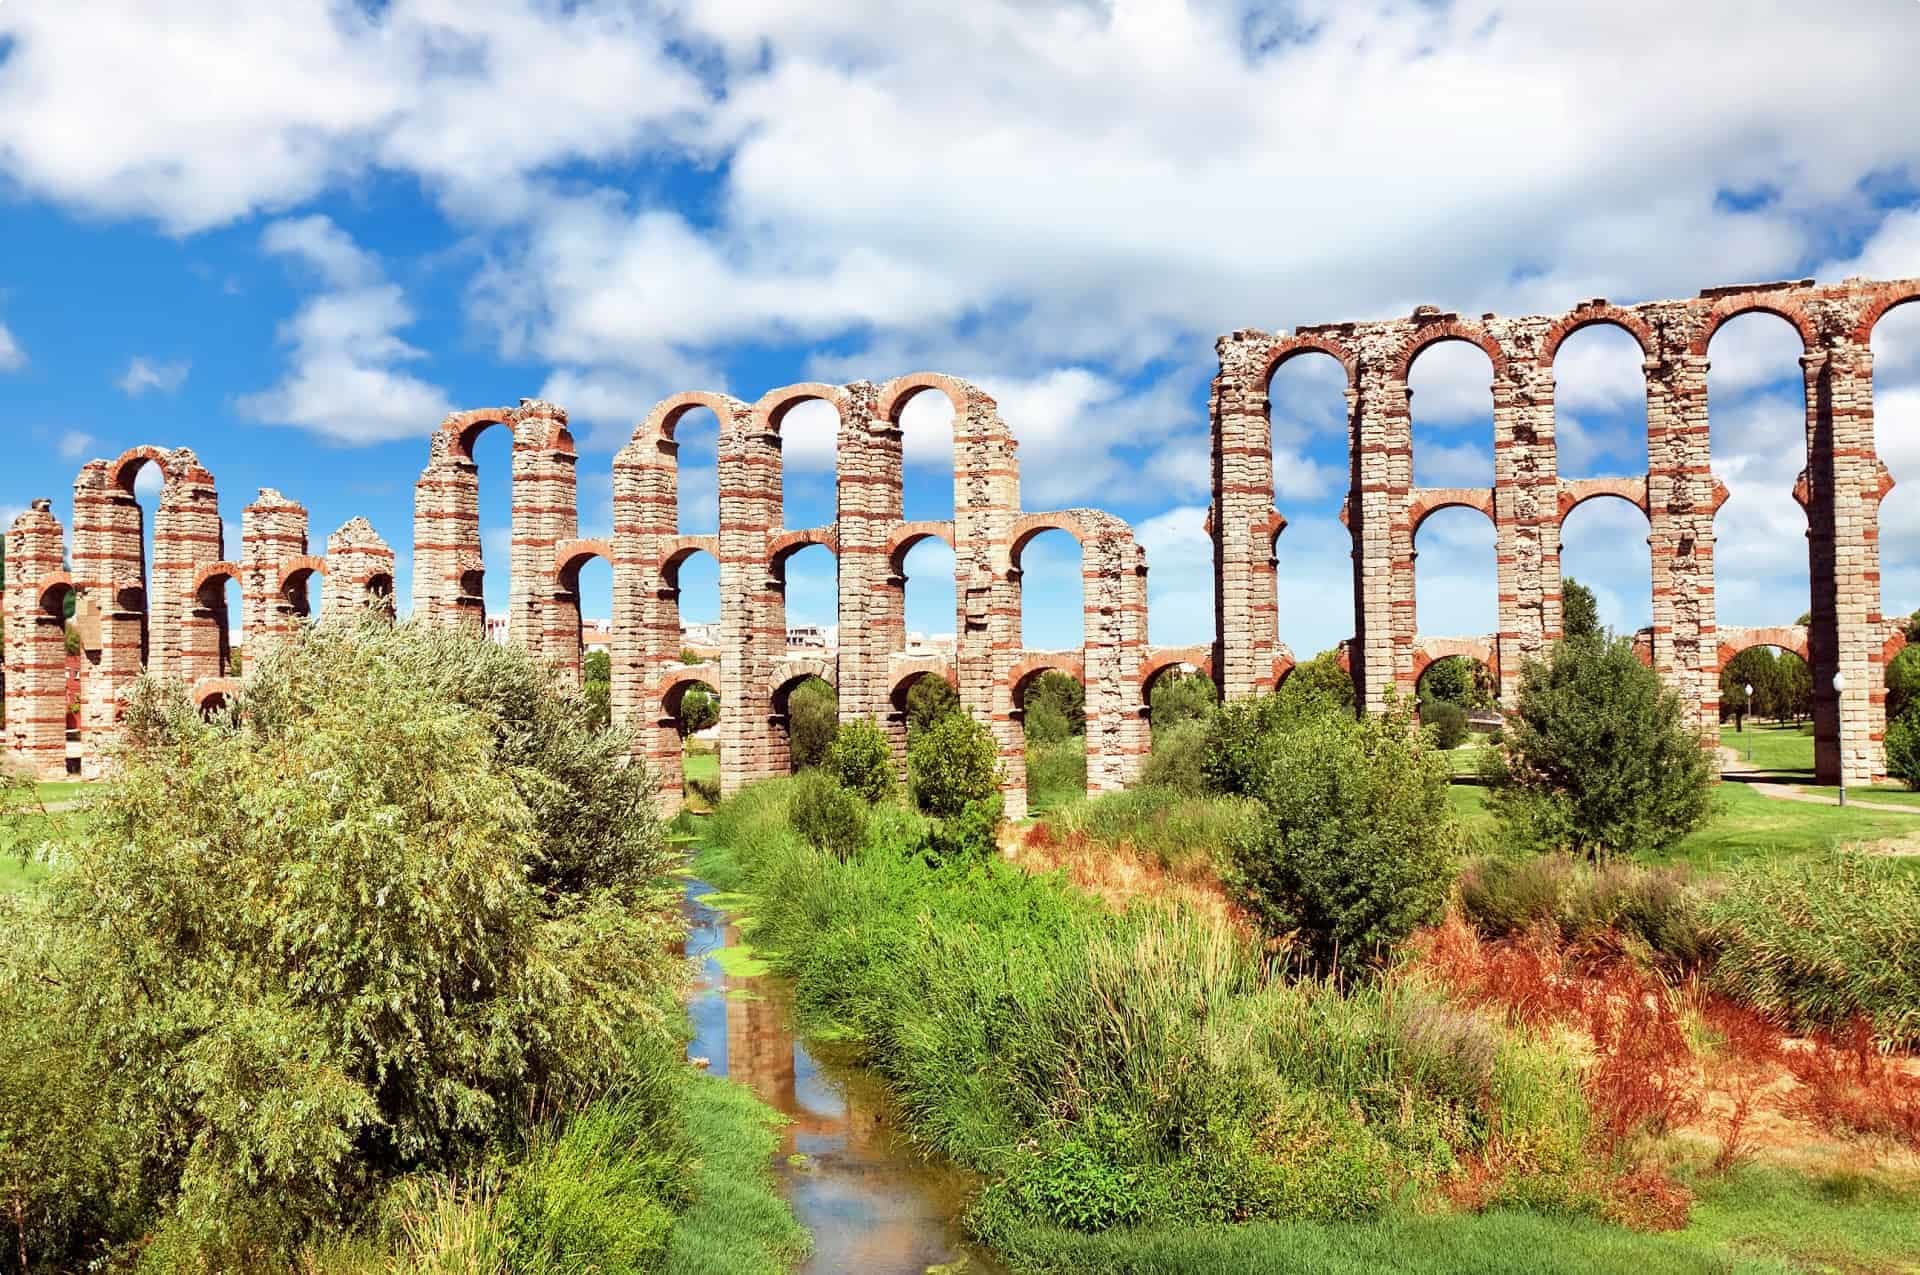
[684,879,1005,1274]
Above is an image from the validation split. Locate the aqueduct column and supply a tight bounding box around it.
[834,382,900,725]
[149,449,222,686]
[945,382,1021,802]
[4,502,72,779]
[1209,333,1281,699]
[241,489,309,652]
[1487,323,1558,698]
[412,427,482,631]
[507,402,578,661]
[1355,354,1415,710]
[70,460,122,745]
[1645,318,1721,735]
[720,397,786,794]
[324,518,397,622]
[1082,518,1151,791]
[1803,336,1883,786]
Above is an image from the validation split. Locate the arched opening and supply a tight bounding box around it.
[1551,323,1649,479]
[899,535,956,657]
[666,548,721,659]
[778,398,839,532]
[665,677,722,810]
[223,577,245,675]
[1559,497,1651,639]
[468,420,515,636]
[892,669,959,744]
[284,565,325,624]
[364,572,395,620]
[131,460,162,666]
[899,387,957,522]
[1707,313,1811,630]
[1015,529,1083,651]
[1415,652,1497,761]
[1872,300,1920,621]
[1143,662,1214,737]
[560,552,614,715]
[1270,349,1357,672]
[772,673,836,774]
[1718,644,1813,778]
[674,406,722,535]
[1412,506,1497,643]
[1409,339,1495,488]
[1015,666,1086,813]
[775,542,837,657]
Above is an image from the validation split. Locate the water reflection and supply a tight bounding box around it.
[684,880,1001,1275]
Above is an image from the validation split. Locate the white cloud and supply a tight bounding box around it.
[0,320,23,372]
[117,356,190,397]
[57,430,95,460]
[238,216,453,445]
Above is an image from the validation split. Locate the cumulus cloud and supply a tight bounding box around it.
[0,320,23,372]
[117,356,190,397]
[57,430,95,460]
[237,216,453,445]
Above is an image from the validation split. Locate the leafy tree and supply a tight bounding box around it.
[790,769,868,858]
[582,648,613,731]
[905,675,961,733]
[826,716,897,804]
[1228,699,1457,976]
[909,709,1000,818]
[1490,635,1714,858]
[1202,685,1347,797]
[786,676,838,769]
[1562,577,1602,641]
[677,682,719,739]
[1720,645,1778,726]
[1419,656,1494,712]
[0,622,679,1261]
[1274,648,1355,717]
[1148,668,1216,735]
[1887,711,1920,790]
[1776,651,1812,722]
[1888,645,1920,724]
[1422,699,1469,750]
[1023,670,1085,744]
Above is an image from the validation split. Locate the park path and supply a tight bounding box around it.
[1717,748,1920,814]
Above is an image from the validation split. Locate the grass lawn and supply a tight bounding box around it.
[1796,782,1920,806]
[1718,721,1814,776]
[1448,779,1920,872]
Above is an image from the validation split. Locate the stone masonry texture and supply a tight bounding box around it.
[6,276,1916,795]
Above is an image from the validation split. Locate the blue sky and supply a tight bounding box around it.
[4,0,1920,661]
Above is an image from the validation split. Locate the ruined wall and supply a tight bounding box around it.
[1213,276,1920,786]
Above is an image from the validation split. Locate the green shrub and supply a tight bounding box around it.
[1457,855,1714,970]
[1039,787,1257,872]
[1423,699,1469,750]
[1148,669,1217,736]
[909,710,1001,818]
[1140,718,1209,795]
[1275,649,1356,717]
[0,622,682,1262]
[1886,710,1920,790]
[905,675,961,733]
[1201,692,1340,797]
[1024,671,1086,743]
[1709,855,1920,1046]
[1002,1139,1149,1232]
[1228,703,1458,975]
[825,716,897,804]
[1490,635,1713,857]
[786,676,837,769]
[789,769,868,859]
[926,795,1004,861]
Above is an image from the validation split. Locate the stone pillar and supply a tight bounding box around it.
[719,398,784,794]
[1356,362,1414,710]
[507,401,577,658]
[70,461,122,755]
[4,502,72,779]
[1210,333,1279,700]
[1490,324,1558,699]
[1081,517,1150,791]
[412,427,484,632]
[1645,330,1721,735]
[148,449,222,687]
[1804,339,1881,785]
[835,382,899,725]
[241,489,310,654]
[323,518,397,621]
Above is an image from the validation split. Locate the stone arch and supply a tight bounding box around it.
[888,658,957,713]
[636,392,749,446]
[876,372,975,427]
[554,538,612,591]
[887,521,955,575]
[1713,625,1810,673]
[1692,292,1818,357]
[1408,489,1495,538]
[1391,320,1509,381]
[34,570,76,617]
[1556,478,1649,522]
[192,677,240,712]
[1411,637,1498,689]
[768,663,836,774]
[278,556,327,618]
[1539,306,1654,367]
[192,561,241,601]
[769,527,839,572]
[1139,645,1212,719]
[1007,511,1091,565]
[1009,653,1086,708]
[1852,285,1920,345]
[1260,334,1358,388]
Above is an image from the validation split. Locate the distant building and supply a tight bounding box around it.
[903,631,955,657]
[485,614,510,645]
[786,624,836,652]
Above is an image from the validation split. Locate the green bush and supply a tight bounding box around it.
[1201,692,1341,797]
[1228,703,1458,976]
[1024,671,1086,744]
[905,675,961,733]
[582,648,613,732]
[1039,787,1257,872]
[1140,718,1209,795]
[0,621,683,1263]
[909,710,1001,818]
[786,676,837,769]
[1457,855,1714,970]
[825,716,897,804]
[1489,635,1713,857]
[1708,855,1920,1046]
[1886,710,1920,790]
[1275,649,1356,717]
[1423,699,1469,750]
[1148,669,1217,736]
[790,769,869,859]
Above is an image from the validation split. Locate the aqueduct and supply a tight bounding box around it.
[7,275,1918,803]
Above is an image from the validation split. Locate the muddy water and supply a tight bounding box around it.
[684,880,1004,1275]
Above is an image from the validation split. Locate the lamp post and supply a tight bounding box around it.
[1744,682,1754,763]
[1833,670,1847,807]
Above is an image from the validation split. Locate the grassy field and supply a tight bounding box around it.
[1449,779,1920,872]
[1718,721,1814,776]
